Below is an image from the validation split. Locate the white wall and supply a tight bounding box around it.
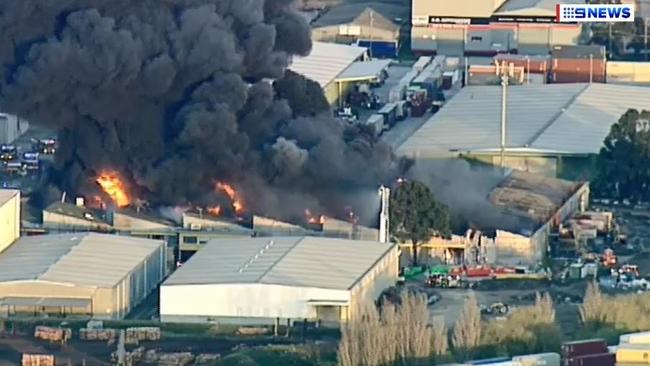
[0,190,20,253]
[160,283,349,322]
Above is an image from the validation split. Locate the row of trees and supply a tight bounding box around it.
[338,291,559,366]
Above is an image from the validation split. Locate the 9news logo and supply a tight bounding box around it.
[556,4,634,22]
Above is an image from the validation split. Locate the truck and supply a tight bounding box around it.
[32,138,56,155]
[426,274,467,288]
[0,145,17,161]
[377,103,398,128]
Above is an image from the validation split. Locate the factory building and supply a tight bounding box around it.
[0,233,167,319]
[404,170,589,266]
[287,41,367,105]
[311,3,407,58]
[112,209,175,231]
[410,0,580,56]
[397,83,650,179]
[0,114,29,145]
[42,202,112,232]
[0,190,20,253]
[160,236,397,325]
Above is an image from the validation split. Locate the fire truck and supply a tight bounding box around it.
[0,145,17,161]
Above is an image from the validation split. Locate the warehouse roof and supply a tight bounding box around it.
[0,233,162,288]
[164,236,394,290]
[287,41,366,87]
[494,0,569,16]
[44,202,110,224]
[336,59,392,82]
[312,4,405,30]
[397,83,650,157]
[0,189,18,207]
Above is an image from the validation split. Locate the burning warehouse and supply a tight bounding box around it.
[407,163,590,267]
[0,0,406,229]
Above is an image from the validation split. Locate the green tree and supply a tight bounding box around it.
[390,180,451,265]
[595,109,650,201]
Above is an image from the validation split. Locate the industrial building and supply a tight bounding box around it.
[160,236,397,325]
[42,202,112,232]
[405,170,589,266]
[0,190,20,253]
[0,114,29,145]
[112,209,175,231]
[397,83,650,179]
[311,3,407,58]
[287,41,369,105]
[410,0,580,56]
[0,233,167,319]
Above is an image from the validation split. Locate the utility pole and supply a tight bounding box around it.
[589,53,593,84]
[608,23,613,58]
[368,9,374,59]
[496,61,509,169]
[643,18,650,61]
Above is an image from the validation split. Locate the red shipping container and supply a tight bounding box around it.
[551,58,606,83]
[465,266,493,277]
[562,339,608,359]
[566,353,615,366]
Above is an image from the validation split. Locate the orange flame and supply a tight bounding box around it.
[305,209,325,225]
[216,182,244,214]
[207,205,222,216]
[96,171,130,208]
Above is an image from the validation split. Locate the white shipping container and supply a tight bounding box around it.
[620,331,650,345]
[512,352,560,366]
[413,56,432,72]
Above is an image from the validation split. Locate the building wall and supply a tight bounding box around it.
[42,211,112,231]
[160,283,350,324]
[349,246,398,318]
[0,191,20,253]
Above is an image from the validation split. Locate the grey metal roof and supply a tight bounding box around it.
[288,42,366,87]
[164,236,394,290]
[44,202,109,224]
[0,297,91,308]
[0,189,18,207]
[312,4,406,29]
[397,83,650,157]
[336,60,392,81]
[0,233,163,288]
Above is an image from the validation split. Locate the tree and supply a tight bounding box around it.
[595,109,650,201]
[452,293,481,359]
[390,180,451,265]
[273,70,330,117]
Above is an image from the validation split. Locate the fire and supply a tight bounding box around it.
[215,182,244,214]
[305,209,325,225]
[96,171,130,208]
[207,205,222,216]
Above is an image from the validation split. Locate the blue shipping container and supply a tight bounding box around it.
[357,40,398,58]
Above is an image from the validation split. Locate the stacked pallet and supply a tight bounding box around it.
[21,354,54,366]
[111,346,145,366]
[79,328,117,341]
[34,326,71,343]
[125,327,161,343]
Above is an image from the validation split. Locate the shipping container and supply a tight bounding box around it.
[551,58,606,83]
[413,56,432,72]
[377,103,397,127]
[616,344,650,364]
[620,332,650,345]
[567,352,615,366]
[365,114,385,138]
[356,40,398,58]
[512,352,560,366]
[551,45,606,60]
[562,339,608,359]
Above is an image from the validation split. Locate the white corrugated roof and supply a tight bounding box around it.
[336,59,392,81]
[164,236,394,290]
[397,83,650,157]
[494,0,571,16]
[0,189,18,207]
[288,41,367,87]
[0,233,163,288]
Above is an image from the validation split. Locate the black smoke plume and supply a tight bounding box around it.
[0,0,407,224]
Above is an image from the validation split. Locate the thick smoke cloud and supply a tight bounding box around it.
[407,159,534,234]
[0,0,405,224]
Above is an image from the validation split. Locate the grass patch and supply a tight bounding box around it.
[211,345,337,366]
